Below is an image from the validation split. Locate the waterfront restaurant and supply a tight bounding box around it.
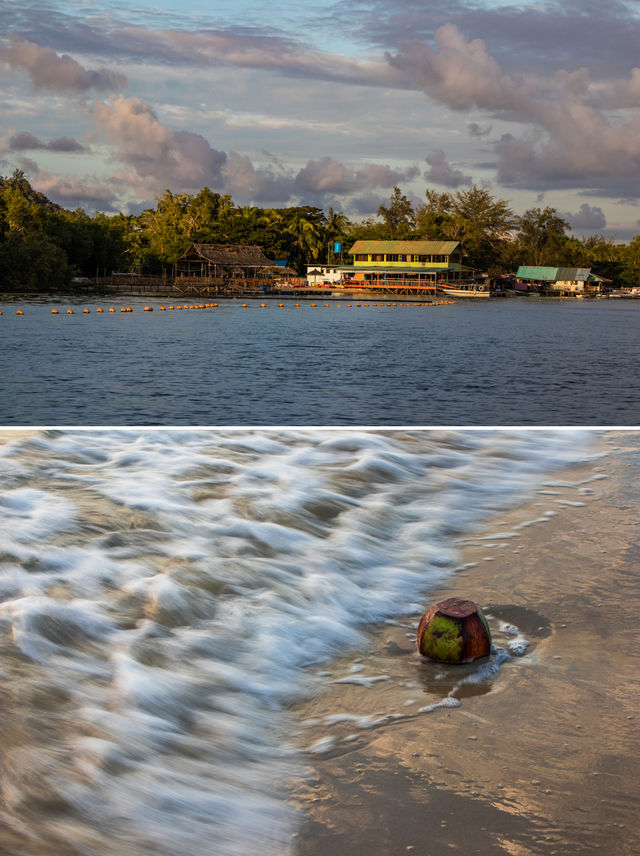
[340,240,466,295]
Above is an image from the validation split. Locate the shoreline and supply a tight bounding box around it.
[290,431,639,855]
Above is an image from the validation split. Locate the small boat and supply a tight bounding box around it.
[437,279,491,298]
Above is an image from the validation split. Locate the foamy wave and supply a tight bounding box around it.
[0,429,598,855]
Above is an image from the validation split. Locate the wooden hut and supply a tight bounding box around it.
[174,244,293,295]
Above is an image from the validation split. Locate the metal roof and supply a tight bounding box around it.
[349,240,460,255]
[517,266,591,281]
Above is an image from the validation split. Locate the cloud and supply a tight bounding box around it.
[9,130,85,152]
[90,95,421,208]
[386,24,529,113]
[294,156,419,195]
[0,37,127,92]
[565,203,607,233]
[468,122,491,139]
[93,95,227,189]
[424,149,471,188]
[220,151,294,202]
[34,172,119,209]
[386,24,640,197]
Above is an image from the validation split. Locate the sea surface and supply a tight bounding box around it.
[1,297,639,425]
[0,428,601,856]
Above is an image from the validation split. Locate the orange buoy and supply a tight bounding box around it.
[144,306,153,312]
[51,308,59,314]
[279,302,284,307]
[159,305,166,311]
[96,307,103,313]
[83,308,90,313]
[168,305,174,310]
[66,308,74,314]
[108,307,116,312]
[260,303,266,307]
[16,309,24,315]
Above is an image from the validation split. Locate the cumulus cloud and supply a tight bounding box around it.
[90,96,420,207]
[34,172,118,209]
[294,156,418,195]
[220,151,294,202]
[93,95,227,189]
[0,37,127,92]
[565,203,607,233]
[386,24,640,197]
[424,149,471,188]
[386,24,529,113]
[9,131,85,152]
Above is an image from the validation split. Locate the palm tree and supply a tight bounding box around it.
[323,207,351,261]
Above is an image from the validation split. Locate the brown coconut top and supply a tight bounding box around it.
[436,597,477,618]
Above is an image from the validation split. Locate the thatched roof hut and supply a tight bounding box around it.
[178,244,279,269]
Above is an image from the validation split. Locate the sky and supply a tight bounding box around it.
[1,0,640,240]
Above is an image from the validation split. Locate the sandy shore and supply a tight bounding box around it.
[290,431,639,855]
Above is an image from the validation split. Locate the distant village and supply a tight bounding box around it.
[140,239,628,300]
[3,172,640,298]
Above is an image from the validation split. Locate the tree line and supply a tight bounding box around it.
[1,170,639,290]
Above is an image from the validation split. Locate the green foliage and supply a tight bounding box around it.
[0,170,128,289]
[512,207,570,267]
[416,186,513,273]
[377,187,415,237]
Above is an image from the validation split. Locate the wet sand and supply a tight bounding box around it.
[291,432,640,855]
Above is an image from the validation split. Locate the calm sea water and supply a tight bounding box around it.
[0,429,602,856]
[1,297,639,425]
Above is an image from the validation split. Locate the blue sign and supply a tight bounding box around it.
[333,242,342,253]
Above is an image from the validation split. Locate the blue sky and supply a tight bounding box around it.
[2,0,640,239]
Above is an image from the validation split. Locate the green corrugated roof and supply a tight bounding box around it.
[517,266,591,281]
[349,240,460,255]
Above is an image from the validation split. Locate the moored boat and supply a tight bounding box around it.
[437,279,491,298]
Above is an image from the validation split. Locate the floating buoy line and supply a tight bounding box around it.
[2,299,456,317]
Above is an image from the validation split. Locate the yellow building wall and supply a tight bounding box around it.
[353,255,450,268]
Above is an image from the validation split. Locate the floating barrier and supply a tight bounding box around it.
[3,298,457,322]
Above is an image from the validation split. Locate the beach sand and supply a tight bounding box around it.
[291,431,640,855]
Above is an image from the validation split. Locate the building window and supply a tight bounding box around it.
[373,254,384,262]
[355,254,368,262]
[386,254,399,262]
